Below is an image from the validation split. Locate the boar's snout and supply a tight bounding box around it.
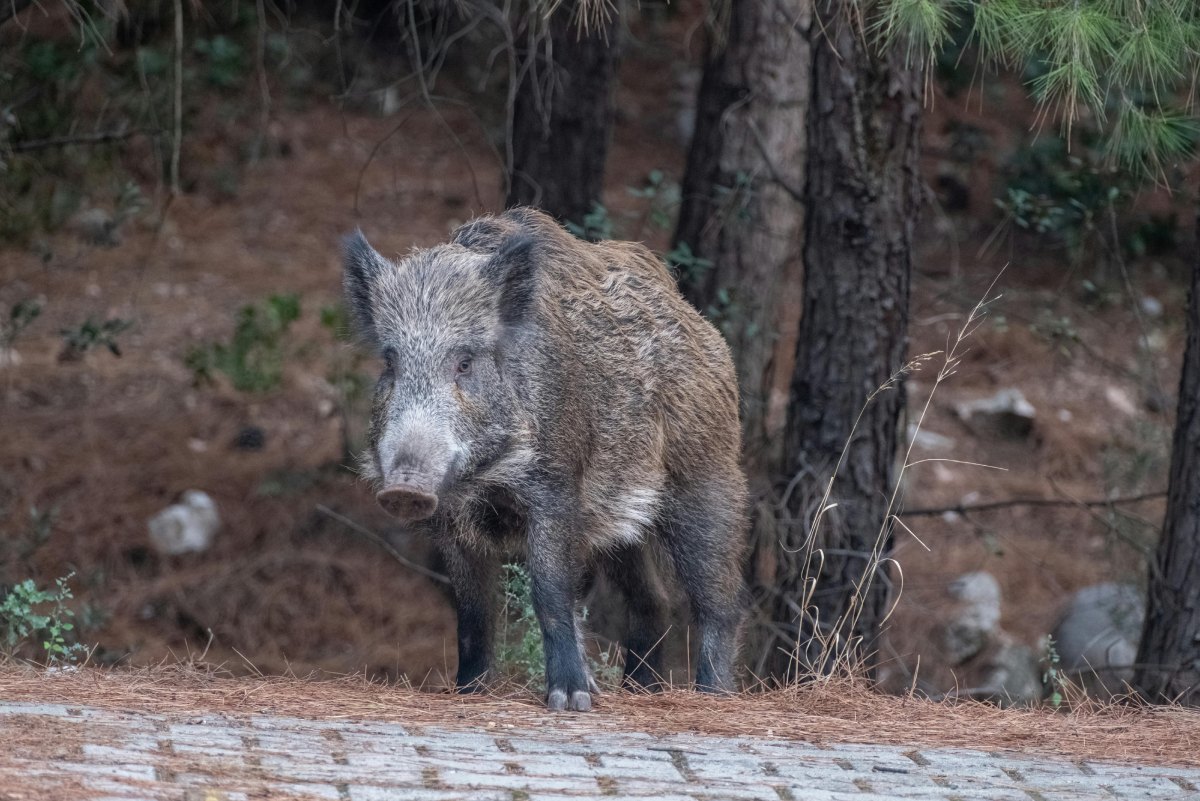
[376,483,439,523]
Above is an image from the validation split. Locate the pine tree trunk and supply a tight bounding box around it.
[1135,220,1200,706]
[673,1,921,681]
[672,0,812,483]
[764,2,921,680]
[505,2,619,224]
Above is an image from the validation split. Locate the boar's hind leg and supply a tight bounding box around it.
[440,542,496,693]
[527,512,593,712]
[659,484,747,693]
[601,544,668,690]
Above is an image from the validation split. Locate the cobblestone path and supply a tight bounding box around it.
[2,701,1198,800]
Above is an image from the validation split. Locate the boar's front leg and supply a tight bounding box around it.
[440,541,496,692]
[527,510,592,712]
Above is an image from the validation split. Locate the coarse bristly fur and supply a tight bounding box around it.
[343,207,749,712]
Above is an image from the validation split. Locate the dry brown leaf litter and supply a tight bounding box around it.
[0,666,1196,768]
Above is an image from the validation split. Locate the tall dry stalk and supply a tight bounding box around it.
[777,276,1005,681]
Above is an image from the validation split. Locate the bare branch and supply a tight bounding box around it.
[0,0,34,28]
[901,491,1167,518]
[6,128,158,153]
[315,504,450,586]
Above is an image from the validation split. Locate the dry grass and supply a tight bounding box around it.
[1,665,1197,767]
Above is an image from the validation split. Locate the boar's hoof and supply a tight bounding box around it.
[376,485,439,522]
[547,688,592,712]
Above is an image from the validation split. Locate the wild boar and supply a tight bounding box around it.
[343,207,747,711]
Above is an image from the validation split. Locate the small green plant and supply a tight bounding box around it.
[194,35,247,89]
[22,506,56,563]
[320,303,352,342]
[627,169,681,233]
[995,136,1131,263]
[186,293,300,392]
[1042,635,1068,709]
[712,170,756,224]
[497,563,545,688]
[59,316,133,360]
[495,563,618,691]
[565,203,614,242]
[0,573,86,664]
[705,286,752,340]
[665,241,713,286]
[1,298,43,350]
[1030,311,1081,356]
[113,180,148,228]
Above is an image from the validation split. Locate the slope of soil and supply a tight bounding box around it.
[0,3,1193,695]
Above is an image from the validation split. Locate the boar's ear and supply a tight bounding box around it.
[481,232,538,327]
[342,229,389,342]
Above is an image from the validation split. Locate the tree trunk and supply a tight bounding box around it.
[673,0,811,484]
[1135,220,1200,706]
[674,1,921,682]
[763,2,921,681]
[505,2,619,225]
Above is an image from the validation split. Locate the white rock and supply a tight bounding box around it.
[1139,296,1164,318]
[955,388,1036,438]
[1051,583,1145,698]
[971,636,1045,707]
[1104,385,1138,416]
[0,348,21,368]
[941,571,1002,665]
[909,424,956,451]
[148,490,220,556]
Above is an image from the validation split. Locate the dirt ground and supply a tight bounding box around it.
[0,5,1193,695]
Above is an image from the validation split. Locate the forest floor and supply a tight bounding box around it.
[0,4,1196,697]
[1,668,1199,800]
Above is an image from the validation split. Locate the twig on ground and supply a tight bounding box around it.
[315,504,449,586]
[901,491,1166,518]
[7,128,158,152]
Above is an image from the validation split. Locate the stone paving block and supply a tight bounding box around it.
[81,744,158,762]
[266,783,343,800]
[497,752,596,777]
[440,768,593,793]
[3,702,1199,801]
[529,795,703,801]
[55,761,159,783]
[593,758,683,782]
[348,786,510,801]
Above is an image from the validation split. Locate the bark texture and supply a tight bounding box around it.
[1135,222,1200,706]
[674,1,922,681]
[673,0,812,480]
[764,2,922,680]
[506,2,619,225]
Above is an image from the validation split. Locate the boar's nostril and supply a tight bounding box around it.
[376,485,439,523]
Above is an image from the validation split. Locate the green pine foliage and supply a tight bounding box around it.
[869,0,1200,176]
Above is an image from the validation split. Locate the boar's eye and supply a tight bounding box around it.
[455,356,473,378]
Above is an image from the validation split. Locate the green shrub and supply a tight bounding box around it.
[0,573,86,664]
[187,293,300,392]
[1,299,43,350]
[496,563,545,688]
[996,135,1131,262]
[59,317,134,359]
[565,203,614,242]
